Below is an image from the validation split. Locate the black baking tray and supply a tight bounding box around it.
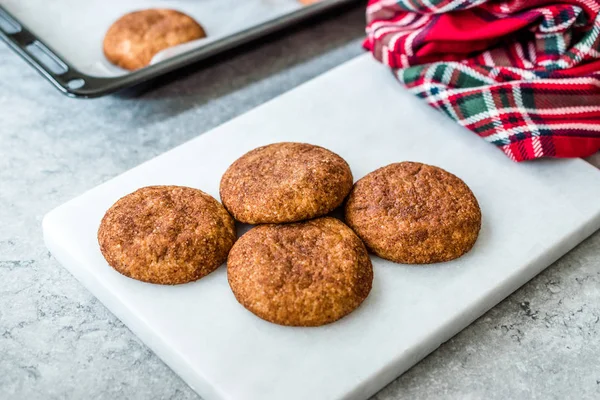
[0,1,360,98]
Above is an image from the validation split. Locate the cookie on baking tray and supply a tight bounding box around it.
[227,217,373,326]
[220,142,353,224]
[98,186,236,285]
[103,9,206,70]
[345,162,481,264]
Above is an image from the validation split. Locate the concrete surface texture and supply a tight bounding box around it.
[1,5,599,400]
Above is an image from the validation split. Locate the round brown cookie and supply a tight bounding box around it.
[220,142,353,224]
[345,162,481,264]
[227,217,373,326]
[98,186,236,285]
[103,9,206,70]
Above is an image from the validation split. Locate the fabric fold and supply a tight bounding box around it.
[365,0,600,161]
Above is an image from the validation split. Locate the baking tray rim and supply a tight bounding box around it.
[0,0,361,98]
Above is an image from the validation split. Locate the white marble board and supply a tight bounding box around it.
[43,55,600,400]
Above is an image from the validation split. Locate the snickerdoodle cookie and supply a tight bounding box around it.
[220,142,353,224]
[103,9,206,70]
[227,217,372,326]
[98,186,235,284]
[345,162,481,264]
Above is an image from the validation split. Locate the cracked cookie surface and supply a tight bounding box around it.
[103,9,206,71]
[98,186,236,285]
[220,142,353,224]
[345,162,481,264]
[227,217,373,326]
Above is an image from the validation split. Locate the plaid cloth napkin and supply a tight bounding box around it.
[364,0,600,161]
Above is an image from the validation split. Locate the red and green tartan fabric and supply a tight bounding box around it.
[364,0,600,161]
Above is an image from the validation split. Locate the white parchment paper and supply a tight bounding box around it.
[1,0,309,77]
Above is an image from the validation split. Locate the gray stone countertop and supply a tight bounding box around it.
[1,5,600,400]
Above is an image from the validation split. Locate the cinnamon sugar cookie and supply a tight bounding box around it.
[345,162,481,264]
[98,186,235,284]
[227,217,372,326]
[220,142,353,224]
[103,9,206,70]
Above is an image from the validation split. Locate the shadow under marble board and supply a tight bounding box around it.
[43,55,600,400]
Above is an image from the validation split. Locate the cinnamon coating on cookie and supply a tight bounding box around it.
[220,142,353,224]
[345,162,481,264]
[98,186,235,284]
[103,9,206,70]
[227,217,373,326]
